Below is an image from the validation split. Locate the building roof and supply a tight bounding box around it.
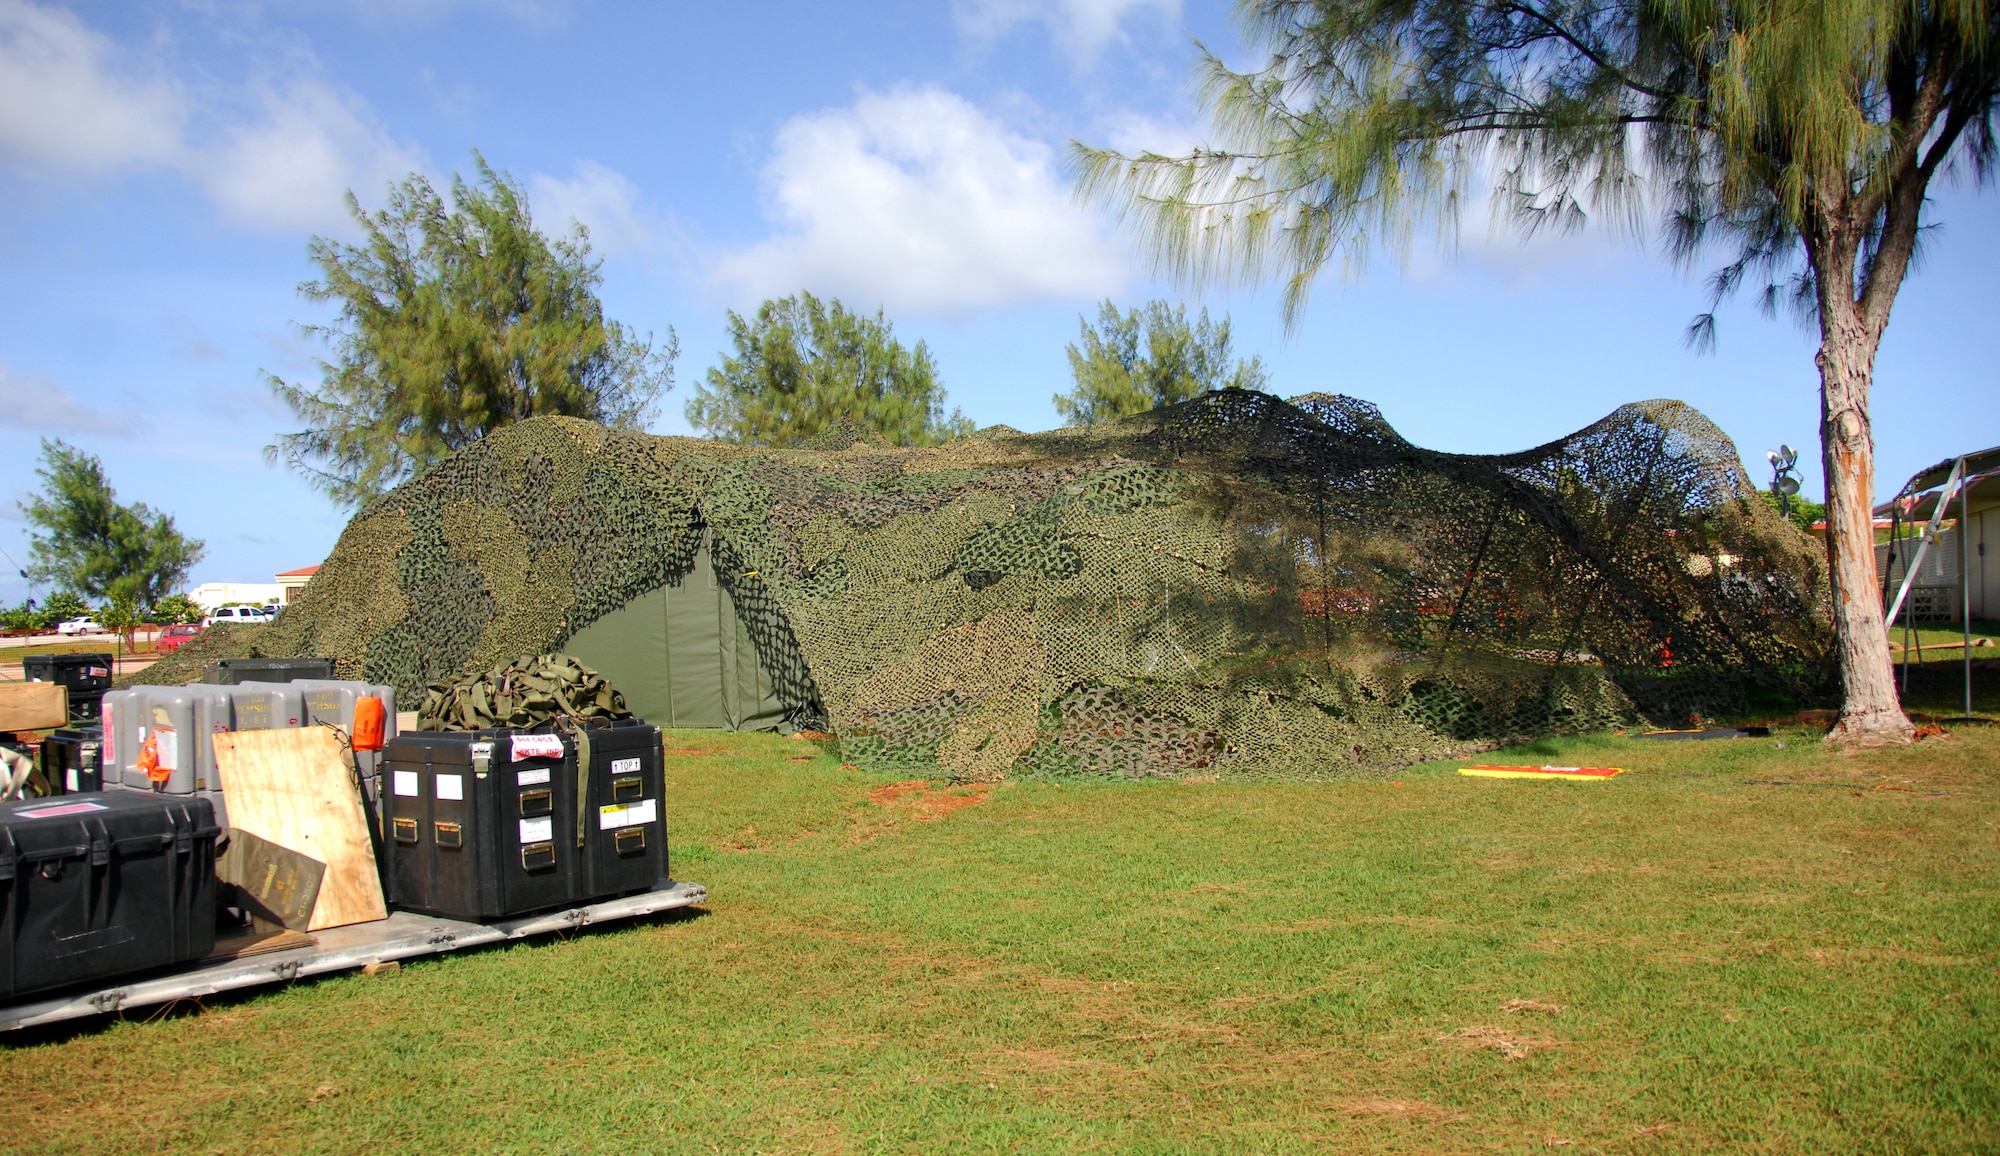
[1875,472,2000,520]
[275,565,321,579]
[1904,445,2000,494]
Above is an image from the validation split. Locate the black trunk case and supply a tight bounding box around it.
[577,722,670,897]
[381,725,668,921]
[0,793,218,999]
[37,726,105,795]
[23,654,112,721]
[381,731,580,921]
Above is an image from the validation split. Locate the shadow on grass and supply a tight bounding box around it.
[1,903,710,1049]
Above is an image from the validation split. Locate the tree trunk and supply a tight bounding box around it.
[1815,300,1914,746]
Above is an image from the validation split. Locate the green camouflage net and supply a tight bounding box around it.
[210,391,1831,780]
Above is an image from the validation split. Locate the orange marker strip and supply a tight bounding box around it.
[1458,765,1626,781]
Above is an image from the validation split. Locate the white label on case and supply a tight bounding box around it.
[154,727,178,772]
[511,734,564,761]
[393,770,419,797]
[519,816,553,843]
[598,797,657,830]
[66,767,79,792]
[435,773,464,801]
[517,767,551,786]
[610,756,642,776]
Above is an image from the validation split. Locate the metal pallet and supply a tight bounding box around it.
[1,879,707,1032]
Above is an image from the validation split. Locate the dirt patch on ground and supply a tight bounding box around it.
[867,780,992,821]
[1436,1025,1557,1061]
[1338,1097,1454,1120]
[845,780,995,845]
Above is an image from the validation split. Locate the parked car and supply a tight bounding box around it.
[203,606,274,627]
[155,623,205,653]
[55,617,103,636]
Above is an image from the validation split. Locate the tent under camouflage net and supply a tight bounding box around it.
[197,390,1833,779]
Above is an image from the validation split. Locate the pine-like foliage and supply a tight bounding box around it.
[18,439,205,606]
[1054,299,1270,426]
[1072,0,1997,742]
[266,154,676,507]
[688,292,973,446]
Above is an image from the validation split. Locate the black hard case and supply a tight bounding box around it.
[576,722,669,898]
[381,730,581,921]
[38,726,105,795]
[201,657,336,686]
[23,654,112,720]
[0,792,218,999]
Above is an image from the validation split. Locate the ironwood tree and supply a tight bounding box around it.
[1072,0,1997,744]
[688,292,973,446]
[18,439,206,607]
[267,154,676,507]
[1054,299,1269,425]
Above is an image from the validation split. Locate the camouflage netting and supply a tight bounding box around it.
[176,390,1835,780]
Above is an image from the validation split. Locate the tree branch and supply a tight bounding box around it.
[1503,1,1675,101]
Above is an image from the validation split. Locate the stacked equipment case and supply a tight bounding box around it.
[202,658,336,686]
[36,725,105,795]
[0,792,219,999]
[382,722,667,921]
[23,654,113,721]
[90,680,397,829]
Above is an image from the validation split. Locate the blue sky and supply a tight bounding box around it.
[0,0,1993,605]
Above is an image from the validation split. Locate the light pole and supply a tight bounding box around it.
[1767,445,1802,521]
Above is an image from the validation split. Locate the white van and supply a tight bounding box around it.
[204,605,275,627]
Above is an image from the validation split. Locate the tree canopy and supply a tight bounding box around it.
[1073,0,1997,744]
[267,154,676,507]
[687,292,973,446]
[18,439,206,607]
[1054,299,1268,425]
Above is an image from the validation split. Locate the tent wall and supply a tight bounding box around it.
[564,531,790,730]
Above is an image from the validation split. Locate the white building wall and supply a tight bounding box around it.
[1976,507,1996,621]
[189,582,284,611]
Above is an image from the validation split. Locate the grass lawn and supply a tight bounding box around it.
[1888,619,2000,664]
[6,721,1997,1153]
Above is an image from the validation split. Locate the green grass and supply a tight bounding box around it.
[0,639,158,662]
[7,724,1998,1154]
[1888,619,1999,664]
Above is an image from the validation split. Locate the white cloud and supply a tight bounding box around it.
[957,0,1179,63]
[0,0,185,171]
[0,361,129,436]
[197,79,424,233]
[1095,108,1203,158]
[714,87,1126,316]
[529,161,657,255]
[0,1,424,234]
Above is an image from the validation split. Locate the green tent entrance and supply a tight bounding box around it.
[564,529,791,730]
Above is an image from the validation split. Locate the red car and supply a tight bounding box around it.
[155,623,205,653]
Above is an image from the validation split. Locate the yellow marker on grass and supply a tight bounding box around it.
[1458,765,1627,781]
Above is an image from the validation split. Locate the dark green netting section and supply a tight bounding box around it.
[198,394,1832,780]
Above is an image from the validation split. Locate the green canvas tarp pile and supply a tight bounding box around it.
[180,390,1834,780]
[417,653,635,732]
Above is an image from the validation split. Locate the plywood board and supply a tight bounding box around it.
[0,683,68,731]
[213,727,386,930]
